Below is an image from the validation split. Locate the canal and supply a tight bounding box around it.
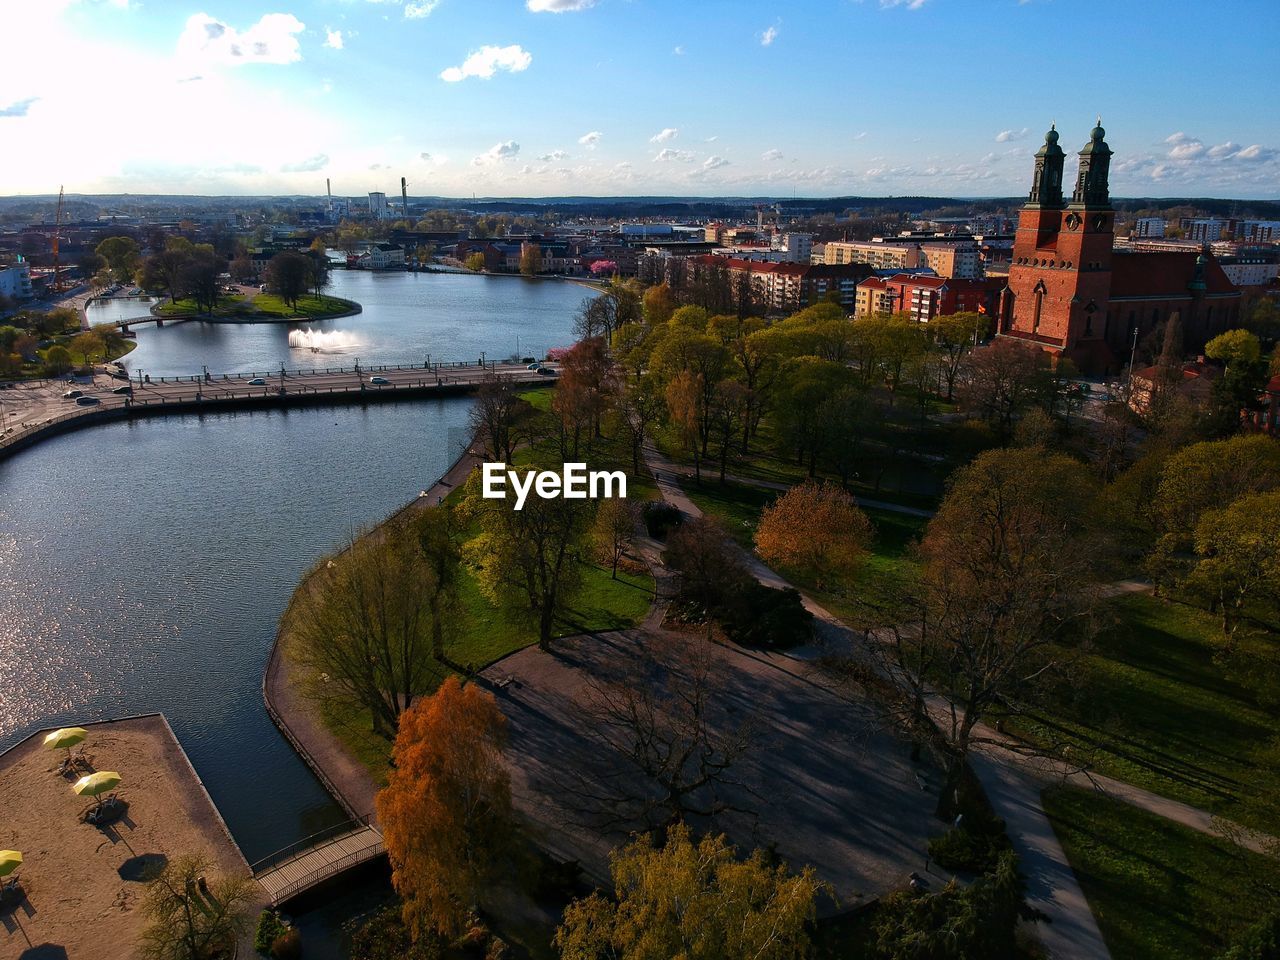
[0,270,589,863]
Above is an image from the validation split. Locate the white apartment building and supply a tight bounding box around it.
[0,260,33,302]
[368,191,389,220]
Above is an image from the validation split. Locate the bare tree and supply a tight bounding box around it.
[469,373,524,465]
[576,634,757,831]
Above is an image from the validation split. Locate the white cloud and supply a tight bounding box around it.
[538,149,569,161]
[1207,141,1240,159]
[759,24,779,46]
[703,155,729,170]
[578,130,602,147]
[649,127,678,143]
[440,44,532,82]
[995,128,1029,143]
[854,131,868,140]
[324,28,343,50]
[762,148,783,161]
[1235,144,1276,162]
[705,135,718,143]
[527,0,595,10]
[673,45,685,55]
[176,13,306,66]
[0,97,39,118]
[405,0,442,18]
[281,153,328,172]
[654,148,694,163]
[472,140,520,165]
[879,0,929,8]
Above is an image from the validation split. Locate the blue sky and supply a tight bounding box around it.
[2,0,1278,198]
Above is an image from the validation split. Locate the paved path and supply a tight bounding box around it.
[644,443,1112,959]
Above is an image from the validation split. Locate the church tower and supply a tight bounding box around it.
[1002,121,1115,367]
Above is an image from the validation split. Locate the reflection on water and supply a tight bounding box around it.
[0,398,472,860]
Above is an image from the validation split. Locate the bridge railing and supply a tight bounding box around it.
[250,813,379,875]
[137,358,532,384]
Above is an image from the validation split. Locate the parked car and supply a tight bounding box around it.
[111,385,132,395]
[62,389,83,399]
[370,376,390,385]
[247,378,266,386]
[75,395,101,406]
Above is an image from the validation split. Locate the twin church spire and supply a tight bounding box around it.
[1026,119,1112,210]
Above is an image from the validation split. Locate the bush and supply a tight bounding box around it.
[271,928,302,960]
[642,500,683,538]
[255,910,288,956]
[927,771,1011,873]
[1218,911,1280,959]
[720,582,814,650]
[346,906,444,960]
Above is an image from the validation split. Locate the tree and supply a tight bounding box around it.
[930,311,990,400]
[180,244,224,314]
[1187,490,1280,647]
[577,634,757,829]
[466,466,591,648]
[519,244,542,277]
[707,380,748,483]
[293,527,444,738]
[591,497,637,578]
[642,282,676,325]
[377,676,514,941]
[95,236,141,283]
[308,249,331,297]
[956,338,1051,438]
[44,344,73,376]
[414,509,462,660]
[555,823,820,960]
[772,357,857,477]
[552,336,615,457]
[664,516,750,611]
[137,855,255,960]
[464,252,486,272]
[264,251,313,310]
[755,482,872,590]
[666,369,707,483]
[140,237,195,304]
[877,447,1101,816]
[1206,328,1269,430]
[68,330,105,367]
[469,373,525,465]
[619,376,666,476]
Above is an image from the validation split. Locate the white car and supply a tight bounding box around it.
[370,376,390,385]
[247,378,266,386]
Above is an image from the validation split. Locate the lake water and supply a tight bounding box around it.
[92,270,594,378]
[0,271,589,862]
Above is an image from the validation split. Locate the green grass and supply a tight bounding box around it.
[251,293,353,318]
[1044,785,1275,960]
[682,478,926,627]
[1005,594,1280,833]
[155,294,244,316]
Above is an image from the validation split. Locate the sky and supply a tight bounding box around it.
[1,0,1278,199]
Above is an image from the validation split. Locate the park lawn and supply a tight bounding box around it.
[154,294,244,316]
[1043,785,1274,960]
[682,479,926,628]
[252,292,352,318]
[1004,593,1280,833]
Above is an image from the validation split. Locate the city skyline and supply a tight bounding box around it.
[2,0,1279,199]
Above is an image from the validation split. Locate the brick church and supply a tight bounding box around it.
[998,121,1242,374]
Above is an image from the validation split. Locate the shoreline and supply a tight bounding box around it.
[147,293,363,326]
[261,431,488,825]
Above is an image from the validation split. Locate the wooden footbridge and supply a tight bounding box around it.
[251,816,386,905]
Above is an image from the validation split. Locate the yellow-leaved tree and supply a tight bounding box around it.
[754,481,872,590]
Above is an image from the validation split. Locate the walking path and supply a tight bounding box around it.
[645,444,1111,958]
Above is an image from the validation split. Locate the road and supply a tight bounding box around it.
[0,361,557,455]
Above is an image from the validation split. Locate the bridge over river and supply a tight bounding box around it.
[0,359,556,461]
[252,816,386,906]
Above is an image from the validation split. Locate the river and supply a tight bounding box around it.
[0,270,589,862]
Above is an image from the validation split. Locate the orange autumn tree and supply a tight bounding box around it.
[754,482,873,590]
[376,675,515,941]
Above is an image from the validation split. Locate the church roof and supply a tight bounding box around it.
[1110,251,1238,298]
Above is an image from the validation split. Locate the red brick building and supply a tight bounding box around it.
[868,274,1001,322]
[999,122,1243,374]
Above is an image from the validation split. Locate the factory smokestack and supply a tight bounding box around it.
[401,176,408,217]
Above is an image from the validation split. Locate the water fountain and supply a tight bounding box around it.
[287,328,362,354]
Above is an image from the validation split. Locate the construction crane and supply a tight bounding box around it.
[52,185,65,293]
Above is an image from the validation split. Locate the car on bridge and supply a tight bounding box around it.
[369,376,390,385]
[62,389,83,399]
[247,378,267,386]
[74,396,101,406]
[112,385,132,395]
[536,366,558,377]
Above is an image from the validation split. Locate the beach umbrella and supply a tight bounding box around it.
[73,771,121,811]
[44,727,87,765]
[0,851,21,879]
